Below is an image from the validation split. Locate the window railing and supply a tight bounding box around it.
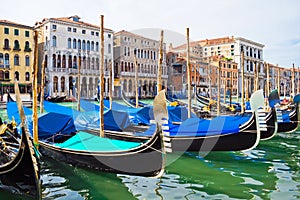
[13,46,21,51]
[3,46,11,50]
[24,47,32,52]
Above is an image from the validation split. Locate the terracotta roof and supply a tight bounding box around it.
[197,36,235,46]
[0,19,33,29]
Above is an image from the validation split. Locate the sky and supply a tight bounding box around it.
[2,0,300,68]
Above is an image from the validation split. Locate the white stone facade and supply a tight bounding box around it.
[35,15,114,99]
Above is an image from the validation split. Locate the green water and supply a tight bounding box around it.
[0,103,299,199]
[34,132,299,200]
[2,132,297,200]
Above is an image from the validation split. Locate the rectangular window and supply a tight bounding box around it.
[91,31,94,35]
[73,28,77,33]
[4,28,9,34]
[95,32,99,36]
[14,29,19,36]
[67,27,72,32]
[25,31,30,37]
[82,30,86,34]
[52,24,57,30]
[108,34,111,38]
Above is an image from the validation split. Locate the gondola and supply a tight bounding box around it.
[46,95,66,103]
[121,91,148,108]
[195,92,240,113]
[259,108,277,140]
[276,104,300,133]
[8,92,168,178]
[0,120,41,200]
[269,90,300,133]
[105,90,266,152]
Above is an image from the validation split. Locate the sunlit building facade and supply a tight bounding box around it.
[0,20,34,97]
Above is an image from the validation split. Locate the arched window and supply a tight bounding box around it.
[53,76,58,93]
[61,77,65,92]
[68,55,72,68]
[14,40,20,50]
[52,36,57,47]
[95,42,99,51]
[4,54,9,65]
[73,39,77,49]
[14,55,20,65]
[52,54,56,68]
[57,55,61,68]
[91,41,94,51]
[25,72,30,81]
[67,38,72,49]
[14,71,19,81]
[62,55,66,68]
[127,47,130,56]
[82,40,86,51]
[24,41,30,51]
[87,41,90,51]
[73,56,77,68]
[4,71,9,80]
[78,39,81,50]
[25,55,30,66]
[124,46,127,56]
[4,39,9,49]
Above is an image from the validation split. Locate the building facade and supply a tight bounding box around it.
[199,36,265,96]
[0,20,34,97]
[35,15,114,99]
[113,30,167,98]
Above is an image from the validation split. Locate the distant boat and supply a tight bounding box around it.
[269,90,300,133]
[121,91,149,108]
[0,120,41,199]
[195,93,240,113]
[46,95,66,103]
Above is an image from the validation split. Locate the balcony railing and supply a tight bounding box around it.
[52,67,100,76]
[3,46,11,51]
[24,48,32,52]
[0,64,10,69]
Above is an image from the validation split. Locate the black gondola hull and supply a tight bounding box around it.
[278,105,300,133]
[39,126,164,177]
[105,113,259,152]
[260,109,277,140]
[0,127,41,200]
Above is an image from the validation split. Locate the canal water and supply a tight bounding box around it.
[0,103,299,199]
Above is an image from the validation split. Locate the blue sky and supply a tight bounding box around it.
[2,0,300,68]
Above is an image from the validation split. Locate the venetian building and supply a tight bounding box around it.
[198,36,265,96]
[34,15,114,99]
[113,30,167,98]
[167,42,206,97]
[0,20,34,97]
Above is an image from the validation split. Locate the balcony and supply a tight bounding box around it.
[24,48,32,52]
[3,46,11,51]
[0,64,10,69]
[13,47,21,51]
